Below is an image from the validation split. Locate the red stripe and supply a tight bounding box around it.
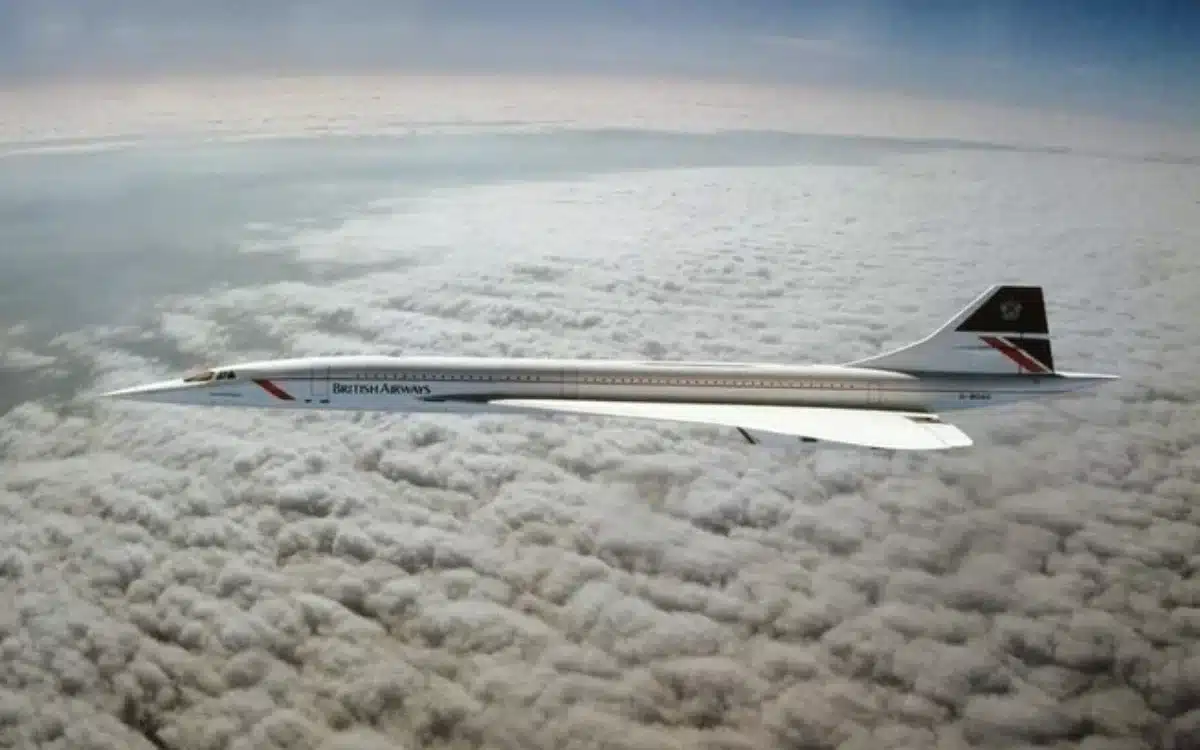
[253,379,295,400]
[980,336,1049,374]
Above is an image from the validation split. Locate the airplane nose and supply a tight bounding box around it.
[101,379,198,403]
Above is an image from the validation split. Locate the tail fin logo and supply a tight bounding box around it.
[956,286,1048,335]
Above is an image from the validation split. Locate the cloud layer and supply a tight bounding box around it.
[1,103,1199,750]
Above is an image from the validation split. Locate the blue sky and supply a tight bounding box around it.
[0,0,1196,126]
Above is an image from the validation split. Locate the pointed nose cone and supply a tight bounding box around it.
[102,379,199,404]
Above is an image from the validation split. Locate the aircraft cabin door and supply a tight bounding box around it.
[311,366,330,404]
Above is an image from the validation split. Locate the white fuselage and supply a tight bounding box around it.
[104,354,1107,414]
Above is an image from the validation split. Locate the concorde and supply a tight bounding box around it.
[103,285,1117,451]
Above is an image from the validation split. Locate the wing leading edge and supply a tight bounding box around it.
[492,399,973,451]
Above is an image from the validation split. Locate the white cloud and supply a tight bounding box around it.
[1,115,1199,750]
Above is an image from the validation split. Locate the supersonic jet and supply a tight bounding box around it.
[103,285,1118,451]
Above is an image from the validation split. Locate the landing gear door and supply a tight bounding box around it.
[312,366,330,404]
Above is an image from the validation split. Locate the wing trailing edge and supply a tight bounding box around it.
[493,399,973,451]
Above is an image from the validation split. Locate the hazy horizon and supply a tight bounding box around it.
[1,0,1197,129]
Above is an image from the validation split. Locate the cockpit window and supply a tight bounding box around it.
[183,369,237,383]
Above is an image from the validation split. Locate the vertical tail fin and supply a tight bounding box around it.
[849,285,1056,375]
